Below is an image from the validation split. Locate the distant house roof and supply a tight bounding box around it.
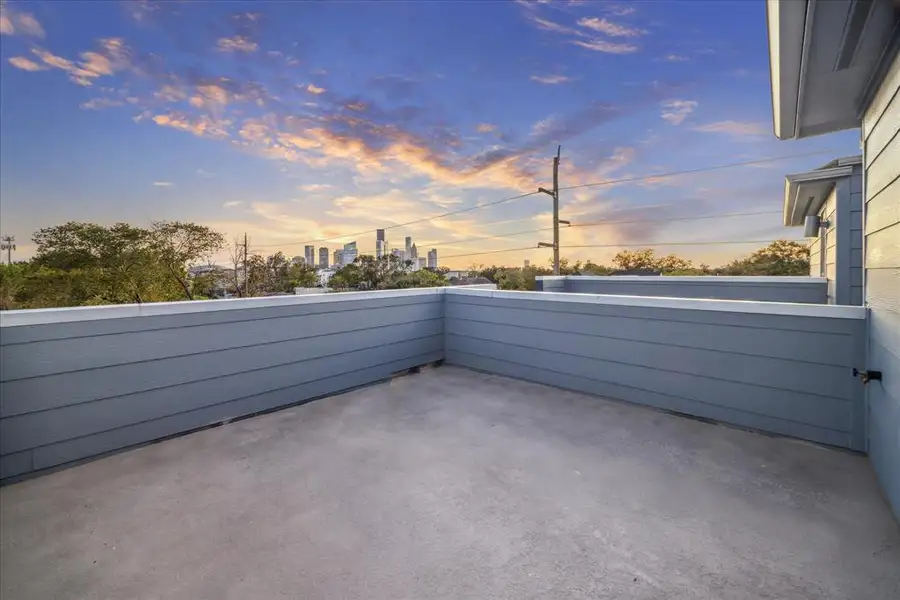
[766,0,899,140]
[783,155,861,226]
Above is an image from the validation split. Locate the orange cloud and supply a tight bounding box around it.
[0,4,44,38]
[8,56,46,71]
[693,121,767,137]
[216,36,258,53]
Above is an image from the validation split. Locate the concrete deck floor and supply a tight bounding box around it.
[1,366,898,600]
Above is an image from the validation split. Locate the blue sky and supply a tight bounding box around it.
[0,0,860,268]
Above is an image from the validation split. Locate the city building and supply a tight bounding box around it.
[376,229,385,242]
[427,248,438,269]
[304,245,315,266]
[410,243,418,260]
[416,257,426,271]
[333,249,341,267]
[405,236,412,255]
[376,239,385,259]
[341,241,358,266]
[524,259,530,268]
[318,247,329,269]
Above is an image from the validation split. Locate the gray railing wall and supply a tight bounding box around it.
[445,289,867,450]
[0,286,870,484]
[0,290,444,480]
[536,276,828,303]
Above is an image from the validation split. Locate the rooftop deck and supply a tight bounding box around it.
[2,366,898,599]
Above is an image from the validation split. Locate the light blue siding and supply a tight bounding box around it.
[445,292,866,450]
[863,50,900,521]
[0,294,444,480]
[538,276,827,303]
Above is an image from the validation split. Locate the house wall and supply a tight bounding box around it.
[0,290,445,481]
[862,50,900,520]
[813,166,865,306]
[445,289,867,450]
[536,276,827,303]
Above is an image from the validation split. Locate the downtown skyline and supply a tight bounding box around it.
[0,1,860,268]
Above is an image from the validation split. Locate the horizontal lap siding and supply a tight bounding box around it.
[863,50,900,521]
[445,295,865,450]
[0,296,443,480]
[563,279,826,303]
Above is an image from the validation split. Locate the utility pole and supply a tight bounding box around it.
[0,235,15,265]
[242,233,249,296]
[538,146,568,275]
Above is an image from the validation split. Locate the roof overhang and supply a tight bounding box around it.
[767,0,900,140]
[783,156,862,226]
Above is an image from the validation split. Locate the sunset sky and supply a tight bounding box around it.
[0,0,860,268]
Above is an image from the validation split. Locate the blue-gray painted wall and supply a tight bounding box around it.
[444,291,867,450]
[862,51,900,521]
[0,293,444,480]
[536,276,827,303]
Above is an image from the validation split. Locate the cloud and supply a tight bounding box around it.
[693,121,767,137]
[216,36,258,53]
[577,17,646,37]
[29,39,130,86]
[196,168,214,178]
[8,56,47,71]
[145,112,232,139]
[81,97,125,110]
[663,54,689,62]
[530,74,574,85]
[605,4,636,17]
[306,83,326,95]
[153,181,174,187]
[298,184,333,192]
[660,99,697,125]
[222,200,242,208]
[0,4,45,38]
[476,123,497,133]
[572,39,639,54]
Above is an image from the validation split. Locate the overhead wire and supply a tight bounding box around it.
[558,149,840,191]
[253,190,541,248]
[335,210,783,253]
[254,148,836,250]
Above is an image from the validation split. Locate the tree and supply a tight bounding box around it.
[32,222,178,304]
[150,221,225,300]
[611,249,658,272]
[721,240,809,275]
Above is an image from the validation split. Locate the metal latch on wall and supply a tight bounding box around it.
[853,368,883,384]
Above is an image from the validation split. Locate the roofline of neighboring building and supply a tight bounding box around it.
[767,0,900,140]
[782,156,861,226]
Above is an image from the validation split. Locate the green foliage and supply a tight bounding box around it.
[329,255,447,291]
[719,240,810,276]
[469,240,811,291]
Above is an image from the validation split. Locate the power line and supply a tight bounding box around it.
[566,239,780,249]
[254,148,835,250]
[441,238,782,262]
[265,210,785,257]
[440,246,538,260]
[409,210,782,249]
[254,190,541,248]
[559,149,840,191]
[571,210,781,228]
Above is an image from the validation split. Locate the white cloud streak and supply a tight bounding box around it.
[660,100,698,125]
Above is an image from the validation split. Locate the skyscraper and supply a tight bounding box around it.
[376,239,385,259]
[427,248,438,269]
[304,245,315,266]
[341,241,358,266]
[333,249,341,267]
[376,229,385,243]
[410,243,418,260]
[405,236,412,254]
[318,247,329,269]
